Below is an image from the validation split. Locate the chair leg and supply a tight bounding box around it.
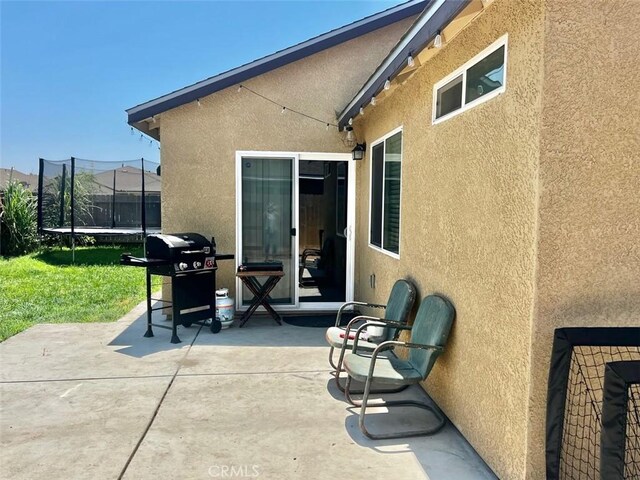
[328,346,338,370]
[344,375,357,406]
[357,376,447,439]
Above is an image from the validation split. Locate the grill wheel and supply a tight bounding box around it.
[211,319,222,333]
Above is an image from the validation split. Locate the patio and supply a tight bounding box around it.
[0,302,496,479]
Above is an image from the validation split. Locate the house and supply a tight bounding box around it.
[127,1,640,478]
[0,168,39,192]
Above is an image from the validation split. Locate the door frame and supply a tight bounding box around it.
[235,150,355,311]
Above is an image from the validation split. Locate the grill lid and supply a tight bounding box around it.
[146,233,214,260]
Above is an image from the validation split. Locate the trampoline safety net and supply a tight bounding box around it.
[546,327,640,480]
[38,158,160,236]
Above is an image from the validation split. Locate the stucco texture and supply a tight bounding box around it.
[149,0,640,478]
[158,17,415,295]
[525,1,640,477]
[351,1,545,478]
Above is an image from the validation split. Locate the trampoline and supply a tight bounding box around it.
[38,158,161,247]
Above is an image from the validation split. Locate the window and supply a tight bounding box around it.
[433,35,507,123]
[369,128,402,257]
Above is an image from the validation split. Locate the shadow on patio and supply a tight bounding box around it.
[0,303,497,479]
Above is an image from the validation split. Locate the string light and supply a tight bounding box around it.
[237,84,338,129]
[348,118,353,126]
[359,107,364,116]
[371,96,376,106]
[237,85,243,92]
[407,55,415,67]
[434,31,442,48]
[128,125,161,152]
[384,79,391,90]
[197,98,202,107]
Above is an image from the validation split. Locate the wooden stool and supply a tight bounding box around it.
[236,270,285,327]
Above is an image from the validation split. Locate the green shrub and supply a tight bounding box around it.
[41,170,96,248]
[0,180,38,256]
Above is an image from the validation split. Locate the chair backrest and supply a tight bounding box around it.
[408,295,456,379]
[383,279,417,341]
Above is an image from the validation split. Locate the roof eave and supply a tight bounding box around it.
[337,0,471,129]
[127,0,429,126]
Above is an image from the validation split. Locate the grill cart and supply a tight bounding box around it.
[121,233,233,343]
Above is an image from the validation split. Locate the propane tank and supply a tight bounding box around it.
[215,288,235,329]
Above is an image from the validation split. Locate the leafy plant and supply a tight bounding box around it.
[41,169,97,247]
[0,180,38,256]
[41,170,96,229]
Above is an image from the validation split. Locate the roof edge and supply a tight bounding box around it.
[127,0,428,125]
[338,0,471,128]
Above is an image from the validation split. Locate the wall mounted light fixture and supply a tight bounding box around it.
[352,143,366,161]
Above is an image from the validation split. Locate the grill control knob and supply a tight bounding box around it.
[179,262,188,271]
[193,261,202,269]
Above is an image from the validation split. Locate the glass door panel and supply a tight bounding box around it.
[240,157,295,305]
[298,160,348,304]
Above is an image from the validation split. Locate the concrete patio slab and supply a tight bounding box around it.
[0,377,170,479]
[0,302,198,382]
[0,305,497,479]
[124,371,496,480]
[179,318,330,376]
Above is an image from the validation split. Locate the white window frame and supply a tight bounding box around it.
[432,34,508,125]
[368,126,403,259]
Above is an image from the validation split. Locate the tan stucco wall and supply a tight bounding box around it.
[158,17,415,293]
[152,1,638,478]
[352,1,545,478]
[525,1,640,477]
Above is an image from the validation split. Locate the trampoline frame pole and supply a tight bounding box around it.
[59,163,67,228]
[37,158,44,234]
[70,157,75,263]
[141,157,147,250]
[111,169,117,228]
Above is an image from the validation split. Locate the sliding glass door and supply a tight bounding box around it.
[238,154,298,306]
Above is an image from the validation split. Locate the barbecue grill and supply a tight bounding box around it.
[121,233,233,343]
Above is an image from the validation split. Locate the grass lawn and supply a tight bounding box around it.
[0,246,160,341]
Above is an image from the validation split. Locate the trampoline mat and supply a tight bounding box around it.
[42,227,161,236]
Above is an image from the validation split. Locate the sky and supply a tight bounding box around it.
[0,0,402,174]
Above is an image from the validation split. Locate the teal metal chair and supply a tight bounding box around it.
[325,279,416,390]
[342,294,455,439]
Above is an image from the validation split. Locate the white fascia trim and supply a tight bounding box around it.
[127,1,427,116]
[338,0,447,123]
